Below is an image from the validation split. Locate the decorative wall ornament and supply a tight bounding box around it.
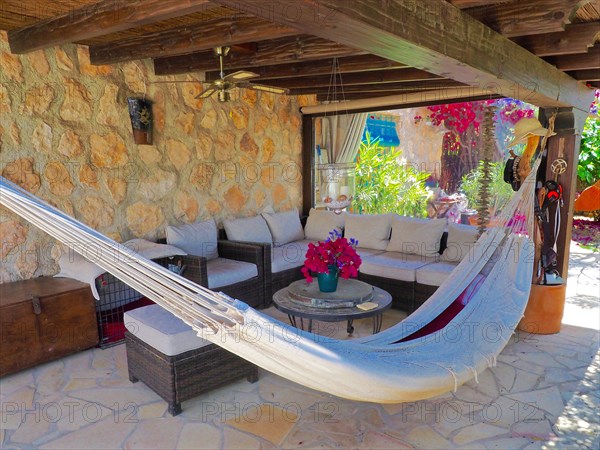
[127,97,153,145]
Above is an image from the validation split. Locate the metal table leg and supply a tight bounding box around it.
[347,320,354,335]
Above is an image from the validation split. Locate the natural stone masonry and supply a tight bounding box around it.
[0,30,315,281]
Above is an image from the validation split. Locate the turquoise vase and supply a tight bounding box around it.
[317,265,339,292]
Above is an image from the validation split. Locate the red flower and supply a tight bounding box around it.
[302,230,362,283]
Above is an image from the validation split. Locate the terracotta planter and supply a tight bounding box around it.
[127,98,153,145]
[517,283,566,334]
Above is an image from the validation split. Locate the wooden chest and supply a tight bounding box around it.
[0,277,99,376]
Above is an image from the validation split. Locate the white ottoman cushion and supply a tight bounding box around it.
[124,305,211,357]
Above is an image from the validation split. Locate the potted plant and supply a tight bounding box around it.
[301,230,362,292]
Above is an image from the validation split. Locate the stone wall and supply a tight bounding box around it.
[0,31,313,282]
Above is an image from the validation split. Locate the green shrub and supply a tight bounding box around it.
[460,161,514,215]
[354,134,431,217]
[578,117,600,186]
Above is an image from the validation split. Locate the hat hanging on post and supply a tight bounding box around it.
[508,118,556,147]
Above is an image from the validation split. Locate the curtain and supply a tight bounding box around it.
[321,113,368,164]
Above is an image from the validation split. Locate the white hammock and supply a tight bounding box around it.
[0,167,537,403]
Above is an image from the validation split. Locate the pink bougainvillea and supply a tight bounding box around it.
[301,230,362,283]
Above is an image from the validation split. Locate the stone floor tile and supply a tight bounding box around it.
[506,386,565,418]
[510,369,543,393]
[492,362,517,394]
[39,415,136,449]
[7,413,51,446]
[63,378,98,392]
[176,422,222,449]
[483,437,534,449]
[358,430,414,449]
[544,367,579,384]
[511,418,556,440]
[136,401,167,420]
[68,386,160,410]
[123,416,183,449]
[452,422,509,445]
[53,397,114,434]
[225,403,298,445]
[0,371,34,398]
[222,427,263,450]
[404,424,456,449]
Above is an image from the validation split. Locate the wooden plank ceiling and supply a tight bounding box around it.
[0,0,598,109]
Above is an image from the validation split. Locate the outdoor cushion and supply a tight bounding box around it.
[166,219,218,260]
[441,223,479,263]
[415,261,458,287]
[359,251,438,282]
[262,209,304,245]
[207,258,258,289]
[304,208,345,241]
[356,248,386,260]
[124,305,211,357]
[386,215,446,257]
[223,215,272,244]
[344,213,392,250]
[271,239,313,273]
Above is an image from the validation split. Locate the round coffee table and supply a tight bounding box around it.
[273,279,392,335]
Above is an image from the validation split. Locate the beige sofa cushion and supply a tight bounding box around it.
[441,223,479,263]
[386,215,446,257]
[262,209,304,245]
[345,213,392,250]
[223,215,272,244]
[416,261,458,287]
[271,239,313,273]
[359,251,438,282]
[166,219,218,260]
[304,208,345,241]
[207,258,258,289]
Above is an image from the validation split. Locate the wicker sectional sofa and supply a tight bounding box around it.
[223,209,480,313]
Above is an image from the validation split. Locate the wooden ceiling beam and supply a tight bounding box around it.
[289,79,466,96]
[208,0,594,112]
[548,46,600,70]
[450,0,511,7]
[314,88,489,102]
[7,0,211,54]
[515,22,600,57]
[204,54,407,82]
[260,68,444,89]
[567,69,600,82]
[464,0,586,37]
[153,35,364,75]
[89,16,299,65]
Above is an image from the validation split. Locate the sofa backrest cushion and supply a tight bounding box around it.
[304,208,345,241]
[166,219,218,260]
[441,222,479,263]
[344,213,392,250]
[386,215,446,257]
[261,209,304,245]
[223,215,272,244]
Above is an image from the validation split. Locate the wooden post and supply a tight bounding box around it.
[539,107,588,278]
[302,115,316,216]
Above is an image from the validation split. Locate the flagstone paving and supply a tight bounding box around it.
[1,243,598,449]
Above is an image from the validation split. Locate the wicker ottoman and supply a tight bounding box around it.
[124,305,258,416]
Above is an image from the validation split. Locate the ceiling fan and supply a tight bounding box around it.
[196,46,289,102]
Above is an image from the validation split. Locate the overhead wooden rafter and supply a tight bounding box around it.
[208,0,595,112]
[548,45,600,70]
[7,0,212,54]
[464,0,591,37]
[203,54,407,82]
[568,69,600,81]
[153,35,364,75]
[88,16,299,65]
[261,68,445,90]
[289,79,466,96]
[516,22,600,56]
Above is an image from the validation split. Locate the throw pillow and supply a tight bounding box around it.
[304,208,345,241]
[344,213,392,250]
[386,215,446,257]
[441,222,479,263]
[223,215,272,244]
[261,209,304,245]
[166,219,218,260]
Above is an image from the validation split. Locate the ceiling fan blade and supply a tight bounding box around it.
[195,86,217,99]
[224,71,259,82]
[247,84,290,95]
